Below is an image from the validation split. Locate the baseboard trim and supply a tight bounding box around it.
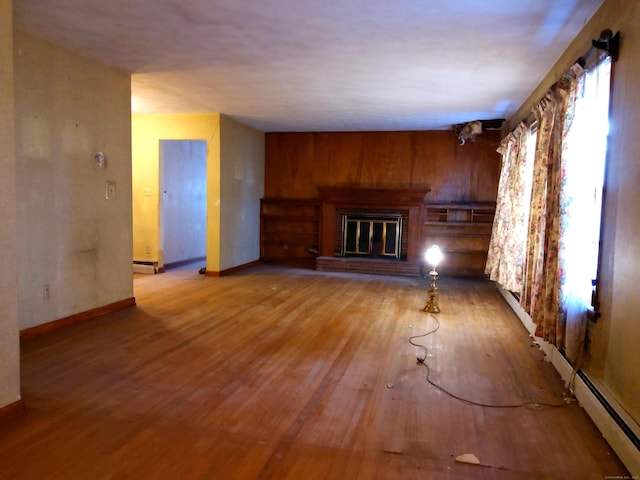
[164,257,206,270]
[0,399,25,423]
[20,297,137,341]
[497,285,640,477]
[205,260,261,277]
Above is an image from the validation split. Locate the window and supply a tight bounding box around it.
[561,56,611,327]
[486,54,612,356]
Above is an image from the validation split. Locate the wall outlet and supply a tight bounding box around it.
[43,284,50,300]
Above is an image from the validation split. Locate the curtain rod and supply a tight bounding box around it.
[509,29,620,133]
[577,29,620,67]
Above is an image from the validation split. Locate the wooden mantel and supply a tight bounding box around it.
[316,186,431,207]
[316,186,431,261]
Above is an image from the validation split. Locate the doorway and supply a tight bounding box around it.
[159,140,207,269]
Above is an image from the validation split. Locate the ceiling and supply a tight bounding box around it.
[13,0,603,132]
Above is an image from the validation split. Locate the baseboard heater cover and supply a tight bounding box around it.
[133,261,157,274]
[577,368,640,452]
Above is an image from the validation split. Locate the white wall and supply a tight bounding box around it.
[219,115,265,270]
[13,30,133,330]
[0,0,21,410]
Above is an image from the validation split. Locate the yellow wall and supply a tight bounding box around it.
[132,114,222,271]
[508,0,640,425]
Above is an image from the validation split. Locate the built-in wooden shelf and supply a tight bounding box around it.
[260,198,320,267]
[423,202,496,277]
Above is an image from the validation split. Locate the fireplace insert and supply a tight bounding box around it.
[341,213,403,259]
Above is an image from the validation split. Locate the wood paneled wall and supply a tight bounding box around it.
[265,130,502,202]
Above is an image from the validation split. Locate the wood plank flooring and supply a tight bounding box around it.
[0,264,629,479]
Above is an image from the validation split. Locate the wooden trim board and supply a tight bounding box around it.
[205,260,261,277]
[19,297,136,341]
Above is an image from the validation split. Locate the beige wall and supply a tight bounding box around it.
[219,115,265,271]
[13,31,133,330]
[509,0,640,425]
[596,0,640,425]
[0,0,21,409]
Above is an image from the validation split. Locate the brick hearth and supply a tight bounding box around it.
[316,256,422,276]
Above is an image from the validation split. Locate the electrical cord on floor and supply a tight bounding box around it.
[409,314,570,409]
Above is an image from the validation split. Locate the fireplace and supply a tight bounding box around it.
[316,186,430,275]
[336,209,409,260]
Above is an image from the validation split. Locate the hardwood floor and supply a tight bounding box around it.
[0,265,629,479]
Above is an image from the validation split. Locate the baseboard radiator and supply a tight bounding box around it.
[132,261,157,274]
[498,286,640,477]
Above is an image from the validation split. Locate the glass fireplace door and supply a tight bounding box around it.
[341,215,402,259]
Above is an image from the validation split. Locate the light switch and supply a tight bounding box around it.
[106,180,116,200]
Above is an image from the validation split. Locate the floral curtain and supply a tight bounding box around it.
[520,92,555,342]
[520,70,580,346]
[485,122,529,292]
[491,57,610,354]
